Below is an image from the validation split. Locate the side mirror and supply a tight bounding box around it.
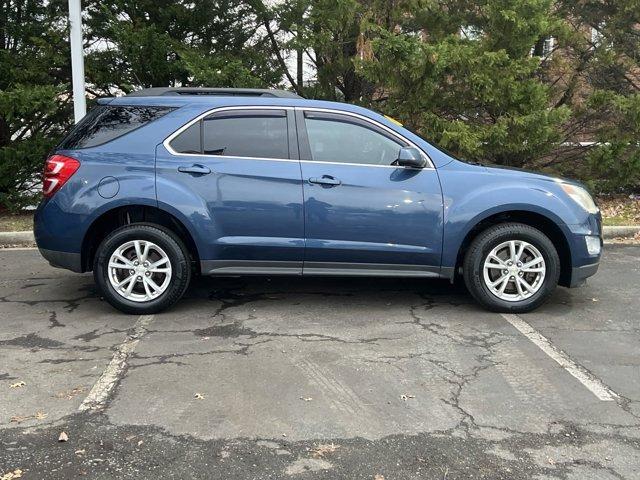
[396,147,426,168]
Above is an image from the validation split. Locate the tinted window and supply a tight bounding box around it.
[304,116,403,166]
[202,111,288,159]
[170,122,201,154]
[59,105,173,149]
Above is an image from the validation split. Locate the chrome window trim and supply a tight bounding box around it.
[163,106,294,161]
[162,105,434,169]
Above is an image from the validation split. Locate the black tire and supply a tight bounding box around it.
[463,223,560,313]
[93,223,192,314]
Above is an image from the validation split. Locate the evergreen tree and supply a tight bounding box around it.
[84,0,284,94]
[0,0,72,210]
[549,0,640,191]
[357,0,570,167]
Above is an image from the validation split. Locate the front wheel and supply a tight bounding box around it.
[94,224,192,314]
[463,223,560,313]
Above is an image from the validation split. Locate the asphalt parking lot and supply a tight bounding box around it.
[0,245,639,479]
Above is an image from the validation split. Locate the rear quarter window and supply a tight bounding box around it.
[58,105,174,149]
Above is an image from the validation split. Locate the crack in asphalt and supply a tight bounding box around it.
[38,357,97,364]
[0,290,95,313]
[368,301,517,436]
[19,282,46,289]
[194,319,398,345]
[439,345,502,435]
[48,310,65,328]
[615,393,640,422]
[72,328,129,343]
[126,340,275,369]
[430,334,504,434]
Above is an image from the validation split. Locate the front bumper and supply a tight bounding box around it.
[565,212,602,288]
[38,247,83,273]
[569,261,600,288]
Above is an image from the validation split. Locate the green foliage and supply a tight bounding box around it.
[267,0,371,100]
[0,0,73,211]
[0,83,67,203]
[586,92,640,192]
[551,0,640,191]
[83,0,282,93]
[352,1,570,166]
[1,0,639,213]
[1,0,284,211]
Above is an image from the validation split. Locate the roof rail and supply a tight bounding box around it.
[125,87,302,99]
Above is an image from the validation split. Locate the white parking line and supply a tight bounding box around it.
[79,314,155,411]
[501,313,619,401]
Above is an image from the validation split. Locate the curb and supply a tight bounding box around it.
[602,225,640,239]
[0,231,35,246]
[0,226,638,248]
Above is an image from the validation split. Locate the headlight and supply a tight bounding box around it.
[559,183,599,214]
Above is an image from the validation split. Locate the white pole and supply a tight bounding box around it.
[68,0,86,123]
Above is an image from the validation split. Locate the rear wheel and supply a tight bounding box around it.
[463,223,560,313]
[93,224,191,314]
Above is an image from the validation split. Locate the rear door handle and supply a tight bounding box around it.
[178,164,211,175]
[308,175,341,186]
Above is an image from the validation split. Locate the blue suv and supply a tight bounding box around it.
[34,88,602,314]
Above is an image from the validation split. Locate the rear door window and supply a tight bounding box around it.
[59,105,173,149]
[168,109,290,159]
[203,110,288,158]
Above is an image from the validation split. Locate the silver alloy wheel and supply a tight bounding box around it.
[482,240,546,302]
[107,240,172,303]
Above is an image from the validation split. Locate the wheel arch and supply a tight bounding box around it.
[453,210,573,287]
[81,204,201,273]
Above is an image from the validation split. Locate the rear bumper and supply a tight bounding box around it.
[38,247,83,273]
[34,198,86,273]
[568,261,600,288]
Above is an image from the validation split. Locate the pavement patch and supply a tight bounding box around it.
[0,414,638,479]
[284,457,334,475]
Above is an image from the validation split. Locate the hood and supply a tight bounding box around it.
[481,163,581,187]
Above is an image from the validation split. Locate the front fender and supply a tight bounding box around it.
[439,167,583,269]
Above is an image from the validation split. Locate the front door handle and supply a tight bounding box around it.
[308,175,341,186]
[178,164,211,175]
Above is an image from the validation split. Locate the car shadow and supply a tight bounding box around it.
[184,275,472,305]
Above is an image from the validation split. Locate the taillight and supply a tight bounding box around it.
[43,154,80,198]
